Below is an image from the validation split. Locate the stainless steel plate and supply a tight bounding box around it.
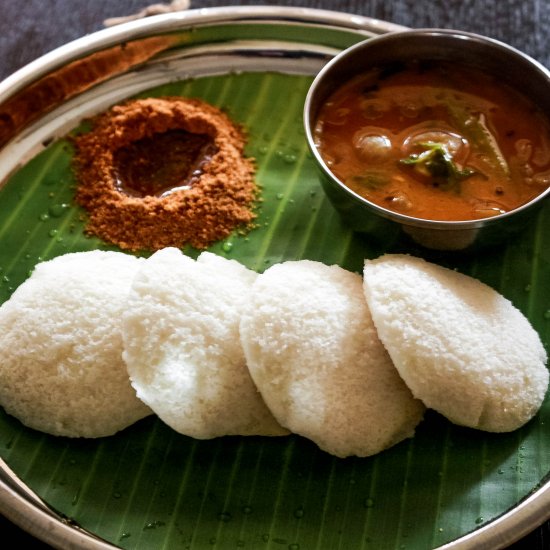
[0,6,548,550]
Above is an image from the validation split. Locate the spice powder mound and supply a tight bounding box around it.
[73,96,258,251]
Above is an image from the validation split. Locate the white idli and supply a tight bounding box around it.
[122,248,287,439]
[363,254,549,432]
[239,260,425,458]
[0,251,152,438]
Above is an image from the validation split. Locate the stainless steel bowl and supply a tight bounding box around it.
[304,29,550,251]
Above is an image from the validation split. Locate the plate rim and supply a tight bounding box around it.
[0,5,406,104]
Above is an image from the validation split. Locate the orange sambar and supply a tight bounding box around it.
[314,60,550,221]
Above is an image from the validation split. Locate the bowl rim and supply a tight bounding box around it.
[303,27,550,229]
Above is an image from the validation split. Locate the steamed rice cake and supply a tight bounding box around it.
[363,254,549,432]
[0,251,152,438]
[239,260,425,458]
[122,248,287,439]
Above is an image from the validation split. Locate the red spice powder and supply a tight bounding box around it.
[73,96,258,251]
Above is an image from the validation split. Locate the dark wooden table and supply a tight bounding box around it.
[1,1,550,548]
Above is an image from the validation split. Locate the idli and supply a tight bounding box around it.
[0,251,152,438]
[122,248,287,439]
[363,254,549,432]
[239,260,425,458]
